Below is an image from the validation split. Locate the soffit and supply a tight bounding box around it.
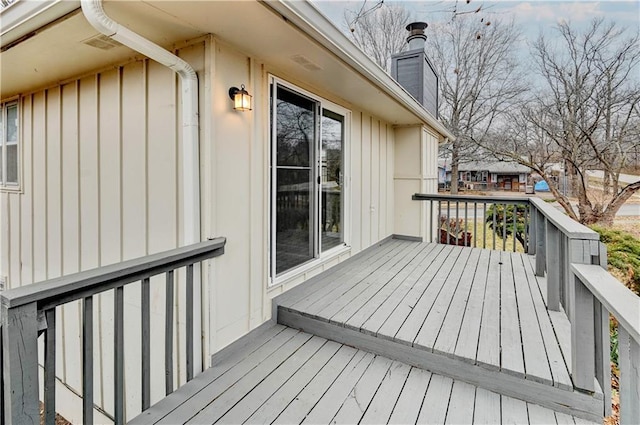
[1,0,423,125]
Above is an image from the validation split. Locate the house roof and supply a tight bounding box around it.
[438,160,530,174]
[0,0,453,139]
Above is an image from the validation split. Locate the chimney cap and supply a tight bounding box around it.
[405,21,428,50]
[406,22,428,33]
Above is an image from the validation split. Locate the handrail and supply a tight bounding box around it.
[528,197,599,240]
[1,238,225,311]
[571,264,640,344]
[412,193,530,203]
[2,237,226,425]
[571,263,640,424]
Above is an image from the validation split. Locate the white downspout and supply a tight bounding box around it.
[81,0,203,371]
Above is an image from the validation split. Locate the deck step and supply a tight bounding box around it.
[131,323,599,424]
[277,305,603,423]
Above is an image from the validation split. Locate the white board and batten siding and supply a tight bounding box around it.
[1,33,437,423]
[1,40,208,423]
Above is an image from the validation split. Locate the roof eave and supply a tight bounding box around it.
[0,0,80,48]
[265,0,455,141]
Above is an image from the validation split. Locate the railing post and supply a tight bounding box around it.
[528,204,536,255]
[535,211,546,277]
[546,223,561,311]
[571,272,595,393]
[594,302,611,416]
[1,302,40,424]
[619,328,640,425]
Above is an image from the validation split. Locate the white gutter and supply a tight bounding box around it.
[81,0,200,246]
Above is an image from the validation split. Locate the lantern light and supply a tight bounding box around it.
[228,84,252,111]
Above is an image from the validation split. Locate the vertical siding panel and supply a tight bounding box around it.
[147,61,177,253]
[350,111,362,252]
[386,126,394,236]
[378,122,387,239]
[360,114,371,249]
[8,194,19,287]
[79,76,100,270]
[21,95,34,286]
[61,83,80,276]
[121,61,147,260]
[46,87,62,280]
[0,193,7,286]
[370,118,379,243]
[98,68,122,266]
[32,91,47,282]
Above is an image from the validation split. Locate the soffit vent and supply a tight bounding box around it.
[290,54,322,71]
[82,34,123,50]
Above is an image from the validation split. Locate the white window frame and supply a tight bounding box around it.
[268,76,351,287]
[0,100,20,190]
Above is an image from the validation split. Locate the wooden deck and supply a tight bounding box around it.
[132,238,604,424]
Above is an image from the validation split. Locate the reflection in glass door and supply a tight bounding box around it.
[271,80,346,279]
[320,110,343,252]
[273,86,317,275]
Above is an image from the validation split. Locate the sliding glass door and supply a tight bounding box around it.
[271,79,347,279]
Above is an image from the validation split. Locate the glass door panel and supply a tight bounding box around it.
[274,86,317,274]
[320,109,344,252]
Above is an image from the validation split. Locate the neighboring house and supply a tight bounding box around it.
[438,159,531,192]
[0,0,451,421]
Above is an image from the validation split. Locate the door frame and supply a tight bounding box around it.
[268,75,351,287]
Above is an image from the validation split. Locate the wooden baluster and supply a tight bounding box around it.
[619,328,640,424]
[44,309,56,425]
[571,273,595,392]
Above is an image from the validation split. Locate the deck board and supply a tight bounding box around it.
[476,249,503,369]
[386,367,431,424]
[453,249,491,362]
[500,253,526,378]
[512,253,553,384]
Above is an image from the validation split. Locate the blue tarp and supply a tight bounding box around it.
[534,180,550,191]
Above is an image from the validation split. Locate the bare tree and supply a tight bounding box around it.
[345,3,411,72]
[426,16,525,194]
[479,19,640,225]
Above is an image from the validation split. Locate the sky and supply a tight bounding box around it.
[311,0,640,43]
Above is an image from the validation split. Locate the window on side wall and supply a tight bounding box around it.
[1,101,19,189]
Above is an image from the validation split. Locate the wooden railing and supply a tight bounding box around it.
[414,193,640,423]
[412,193,531,251]
[572,264,640,425]
[1,237,226,425]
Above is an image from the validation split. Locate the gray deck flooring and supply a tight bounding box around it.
[277,239,573,390]
[131,324,594,425]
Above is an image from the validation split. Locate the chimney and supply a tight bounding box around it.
[390,21,439,118]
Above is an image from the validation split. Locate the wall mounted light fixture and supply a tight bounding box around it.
[228,84,252,111]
